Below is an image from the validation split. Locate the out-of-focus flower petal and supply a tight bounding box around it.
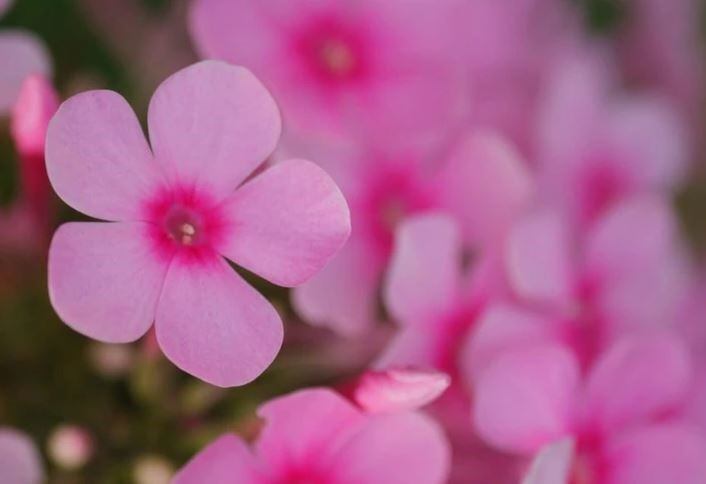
[0,31,50,114]
[11,74,58,157]
[521,438,575,484]
[354,367,450,413]
[0,428,43,484]
[173,434,261,484]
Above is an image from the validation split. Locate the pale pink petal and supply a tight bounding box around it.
[292,234,381,336]
[326,412,451,484]
[219,159,350,287]
[473,344,579,454]
[173,434,261,484]
[505,211,575,307]
[606,423,706,484]
[354,368,450,413]
[0,428,43,484]
[155,257,283,387]
[462,303,559,384]
[585,196,687,332]
[255,388,364,470]
[45,90,160,221]
[147,61,281,199]
[584,333,691,432]
[436,131,533,247]
[0,31,50,113]
[604,95,687,189]
[48,222,167,343]
[521,438,575,484]
[384,214,460,325]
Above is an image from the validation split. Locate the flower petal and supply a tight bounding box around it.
[219,159,350,287]
[0,428,43,484]
[584,333,691,432]
[255,388,364,471]
[436,131,533,247]
[606,423,706,484]
[45,90,159,221]
[155,257,283,387]
[326,412,451,484]
[0,31,50,113]
[473,344,578,454]
[292,234,381,336]
[384,214,460,326]
[354,368,450,413]
[173,434,261,484]
[147,60,281,199]
[505,211,575,307]
[48,222,167,343]
[521,438,575,484]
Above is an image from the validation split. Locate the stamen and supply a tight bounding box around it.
[319,39,356,77]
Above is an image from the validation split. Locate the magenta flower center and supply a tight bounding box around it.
[144,186,227,262]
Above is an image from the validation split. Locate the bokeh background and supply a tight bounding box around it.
[1,0,705,482]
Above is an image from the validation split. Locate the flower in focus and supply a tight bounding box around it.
[189,0,469,152]
[46,60,350,387]
[174,387,450,484]
[294,131,532,336]
[472,335,706,484]
[0,427,44,484]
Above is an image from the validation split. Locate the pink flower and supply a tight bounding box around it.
[0,1,51,115]
[174,388,450,484]
[293,131,532,336]
[45,61,350,387]
[189,0,469,152]
[535,49,687,228]
[10,74,59,241]
[473,335,706,484]
[353,367,450,414]
[464,195,688,378]
[0,427,44,484]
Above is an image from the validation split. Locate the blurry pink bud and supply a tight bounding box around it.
[353,367,450,413]
[11,74,59,158]
[47,425,93,470]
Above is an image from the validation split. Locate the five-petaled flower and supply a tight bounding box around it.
[45,60,351,387]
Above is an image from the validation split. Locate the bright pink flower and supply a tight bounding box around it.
[45,61,350,387]
[535,49,687,228]
[11,74,59,240]
[473,335,706,484]
[293,131,532,335]
[189,0,469,152]
[174,388,450,484]
[353,367,450,414]
[465,195,688,378]
[0,427,44,484]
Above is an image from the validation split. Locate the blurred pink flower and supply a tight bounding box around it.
[617,0,705,148]
[47,425,94,470]
[46,61,350,387]
[465,196,689,379]
[473,335,706,484]
[293,131,532,336]
[10,74,59,241]
[535,49,687,228]
[174,388,450,484]
[0,1,51,115]
[189,0,469,153]
[0,427,43,484]
[353,367,450,414]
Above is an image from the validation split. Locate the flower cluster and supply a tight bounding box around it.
[1,0,705,483]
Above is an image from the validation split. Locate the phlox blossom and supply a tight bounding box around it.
[174,387,450,484]
[46,61,350,387]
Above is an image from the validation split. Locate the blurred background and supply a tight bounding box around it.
[1,0,705,482]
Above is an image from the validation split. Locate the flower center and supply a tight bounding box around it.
[316,38,357,78]
[164,206,202,246]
